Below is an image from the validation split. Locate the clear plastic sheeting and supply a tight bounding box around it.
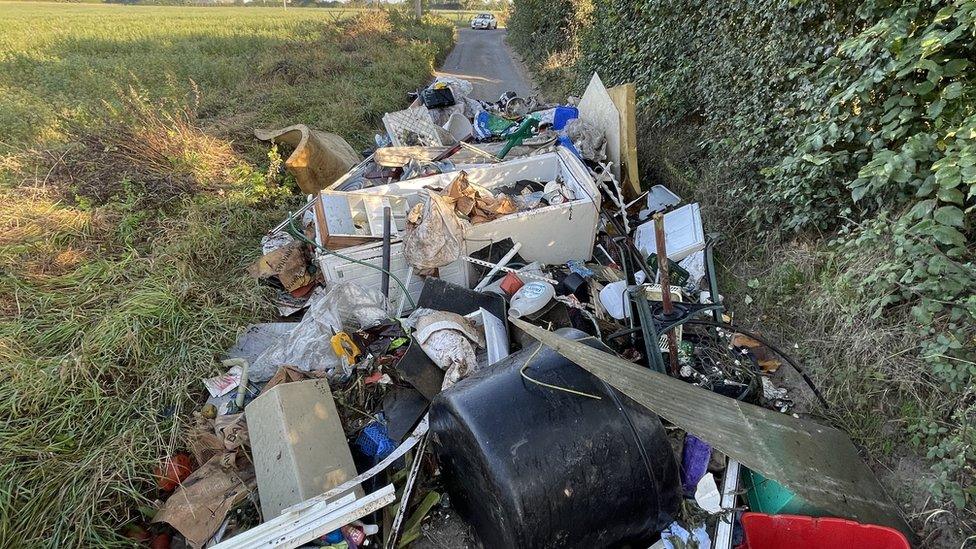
[249,283,386,381]
[564,118,606,163]
[326,282,387,330]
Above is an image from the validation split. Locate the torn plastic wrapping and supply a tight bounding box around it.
[403,189,465,271]
[564,118,606,162]
[325,282,387,330]
[249,283,385,381]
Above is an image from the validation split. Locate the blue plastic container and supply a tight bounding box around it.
[356,421,396,459]
[552,106,579,130]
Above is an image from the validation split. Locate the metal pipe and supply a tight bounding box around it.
[381,206,392,299]
[705,237,722,326]
[653,213,680,376]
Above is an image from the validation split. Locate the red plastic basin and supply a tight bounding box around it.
[740,513,911,549]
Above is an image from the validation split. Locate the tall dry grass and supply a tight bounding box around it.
[0,5,455,546]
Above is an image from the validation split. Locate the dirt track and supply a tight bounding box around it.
[436,28,536,102]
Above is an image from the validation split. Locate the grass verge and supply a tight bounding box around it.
[0,5,454,546]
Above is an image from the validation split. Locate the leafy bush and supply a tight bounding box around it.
[511,0,974,521]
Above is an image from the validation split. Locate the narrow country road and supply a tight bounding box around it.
[436,28,536,102]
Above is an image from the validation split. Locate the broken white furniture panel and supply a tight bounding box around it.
[634,202,705,262]
[211,484,395,549]
[646,184,681,214]
[247,379,361,519]
[317,241,468,315]
[579,73,621,182]
[328,149,602,268]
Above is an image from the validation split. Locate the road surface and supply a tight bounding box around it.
[436,28,536,102]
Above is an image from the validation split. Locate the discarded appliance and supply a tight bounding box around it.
[316,240,468,315]
[635,202,705,262]
[247,378,361,518]
[430,328,681,548]
[316,149,602,267]
[314,190,409,248]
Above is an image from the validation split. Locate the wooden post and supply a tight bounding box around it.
[653,213,680,376]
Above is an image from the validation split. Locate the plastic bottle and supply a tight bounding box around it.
[341,525,366,548]
[355,521,379,536]
[509,281,555,319]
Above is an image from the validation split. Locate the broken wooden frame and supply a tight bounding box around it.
[511,319,914,539]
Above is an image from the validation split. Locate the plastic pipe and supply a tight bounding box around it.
[473,242,522,291]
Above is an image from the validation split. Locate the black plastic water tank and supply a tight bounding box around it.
[430,328,681,548]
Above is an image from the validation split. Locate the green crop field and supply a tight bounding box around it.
[0,2,454,546]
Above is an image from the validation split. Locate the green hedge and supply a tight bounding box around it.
[511,0,975,513]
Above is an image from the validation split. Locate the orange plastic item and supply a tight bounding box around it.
[499,272,524,296]
[739,513,910,549]
[155,453,193,492]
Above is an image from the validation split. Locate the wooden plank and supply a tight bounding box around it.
[607,83,640,199]
[510,318,913,539]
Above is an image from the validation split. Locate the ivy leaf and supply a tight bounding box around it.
[937,187,965,205]
[943,59,970,76]
[931,225,967,247]
[908,199,937,219]
[801,153,828,166]
[920,31,945,57]
[928,98,946,118]
[928,254,951,275]
[942,82,964,100]
[933,206,965,227]
[914,81,936,95]
[933,6,955,22]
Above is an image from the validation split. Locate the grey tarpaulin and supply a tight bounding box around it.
[511,318,914,540]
